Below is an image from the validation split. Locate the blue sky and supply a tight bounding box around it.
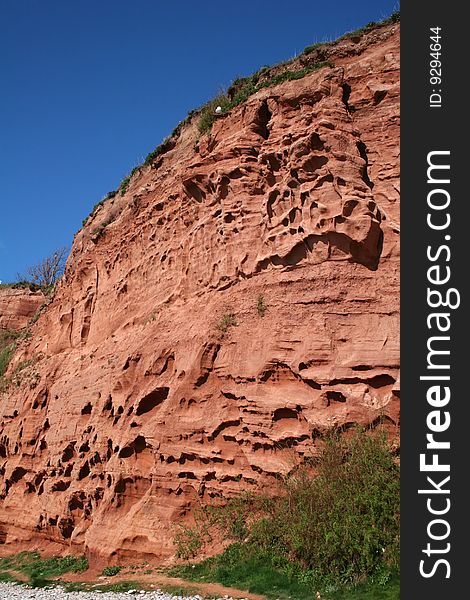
[0,0,398,283]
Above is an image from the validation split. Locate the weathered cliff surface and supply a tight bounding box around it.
[0,23,399,561]
[0,288,44,332]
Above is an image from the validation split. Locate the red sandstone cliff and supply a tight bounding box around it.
[0,288,45,332]
[0,22,399,561]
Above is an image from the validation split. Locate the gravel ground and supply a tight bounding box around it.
[0,582,239,600]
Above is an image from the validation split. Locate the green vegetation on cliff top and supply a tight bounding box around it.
[83,11,399,223]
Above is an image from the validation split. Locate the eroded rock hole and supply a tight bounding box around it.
[310,132,325,151]
[58,517,74,539]
[267,189,280,218]
[78,461,90,481]
[114,477,133,494]
[61,442,75,462]
[342,199,359,217]
[178,471,197,479]
[253,100,272,139]
[10,467,27,484]
[302,156,328,173]
[273,408,298,421]
[266,153,281,171]
[326,390,346,403]
[356,141,374,189]
[118,435,147,459]
[373,89,388,105]
[183,180,206,203]
[304,379,321,390]
[32,388,48,410]
[135,387,169,415]
[51,480,70,492]
[103,396,113,412]
[368,374,396,388]
[341,82,353,112]
[68,496,83,511]
[81,403,92,415]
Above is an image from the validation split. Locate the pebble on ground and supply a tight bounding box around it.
[0,582,243,600]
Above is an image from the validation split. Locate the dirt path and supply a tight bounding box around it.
[64,569,268,600]
[0,570,28,582]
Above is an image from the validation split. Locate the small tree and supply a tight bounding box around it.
[20,247,68,289]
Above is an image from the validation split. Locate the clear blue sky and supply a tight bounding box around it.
[0,0,398,283]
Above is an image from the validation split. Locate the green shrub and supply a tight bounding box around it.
[198,62,333,135]
[304,12,399,56]
[386,11,400,24]
[29,303,47,325]
[174,503,217,560]
[217,307,237,333]
[0,571,19,583]
[102,565,122,577]
[82,191,117,227]
[0,281,41,291]
[12,356,37,374]
[0,330,20,377]
[144,137,174,165]
[258,64,333,88]
[256,294,267,317]
[0,329,20,347]
[171,430,399,595]
[303,41,328,54]
[119,165,142,196]
[91,216,116,241]
[245,431,399,586]
[341,22,376,40]
[197,94,232,135]
[174,524,207,561]
[120,175,131,196]
[338,11,399,41]
[63,580,143,593]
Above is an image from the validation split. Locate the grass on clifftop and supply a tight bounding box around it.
[0,281,42,291]
[196,10,399,134]
[82,11,399,224]
[170,430,400,599]
[303,10,400,54]
[197,62,333,135]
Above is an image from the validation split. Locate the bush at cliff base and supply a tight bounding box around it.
[249,430,399,588]
[175,429,399,594]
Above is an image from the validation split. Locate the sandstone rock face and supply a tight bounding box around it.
[0,24,399,561]
[0,288,45,332]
